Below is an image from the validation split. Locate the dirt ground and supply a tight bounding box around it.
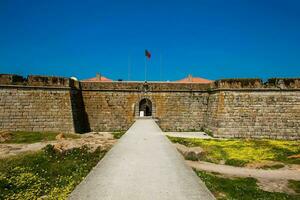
[187,160,300,194]
[176,143,300,195]
[0,132,117,158]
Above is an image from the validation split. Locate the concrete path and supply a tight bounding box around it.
[69,119,215,200]
[165,132,212,139]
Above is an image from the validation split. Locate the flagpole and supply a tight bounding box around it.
[128,55,131,81]
[160,53,162,81]
[144,55,147,81]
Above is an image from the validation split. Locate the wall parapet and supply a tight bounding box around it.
[80,81,212,92]
[27,75,70,87]
[214,78,263,89]
[0,74,74,88]
[213,78,300,89]
[0,74,26,85]
[2,74,299,91]
[266,78,300,89]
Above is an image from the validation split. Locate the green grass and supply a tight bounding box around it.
[202,128,214,137]
[1,131,80,144]
[289,180,300,194]
[0,145,106,200]
[168,136,300,167]
[111,131,126,139]
[195,170,300,200]
[259,164,285,170]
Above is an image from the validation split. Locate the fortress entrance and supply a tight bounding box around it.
[139,98,152,117]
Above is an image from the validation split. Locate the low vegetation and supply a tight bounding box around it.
[289,180,300,194]
[0,145,106,199]
[168,137,300,167]
[195,170,300,200]
[259,163,285,170]
[111,131,126,139]
[1,131,80,144]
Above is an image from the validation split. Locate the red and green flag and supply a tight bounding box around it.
[145,49,151,59]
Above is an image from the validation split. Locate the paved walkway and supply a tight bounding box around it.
[165,132,213,139]
[69,119,215,200]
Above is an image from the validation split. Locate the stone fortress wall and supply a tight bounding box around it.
[0,74,299,139]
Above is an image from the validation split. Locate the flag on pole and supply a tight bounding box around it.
[145,49,151,59]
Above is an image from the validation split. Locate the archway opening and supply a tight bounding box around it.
[139,98,152,117]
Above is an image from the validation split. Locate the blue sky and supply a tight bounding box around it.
[0,0,300,81]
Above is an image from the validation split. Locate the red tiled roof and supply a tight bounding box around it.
[176,75,213,83]
[81,74,112,82]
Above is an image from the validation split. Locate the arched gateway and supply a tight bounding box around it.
[139,98,152,117]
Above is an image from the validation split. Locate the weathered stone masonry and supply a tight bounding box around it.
[0,76,74,133]
[0,74,299,139]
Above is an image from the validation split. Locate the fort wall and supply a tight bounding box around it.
[0,74,299,139]
[0,75,75,132]
[81,91,209,131]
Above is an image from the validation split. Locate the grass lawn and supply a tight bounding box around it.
[1,131,80,144]
[168,137,300,166]
[0,145,106,200]
[195,170,300,200]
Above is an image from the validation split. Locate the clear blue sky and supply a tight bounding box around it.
[0,0,300,81]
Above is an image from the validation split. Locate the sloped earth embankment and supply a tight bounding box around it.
[0,132,117,158]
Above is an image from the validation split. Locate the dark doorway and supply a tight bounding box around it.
[139,98,152,116]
